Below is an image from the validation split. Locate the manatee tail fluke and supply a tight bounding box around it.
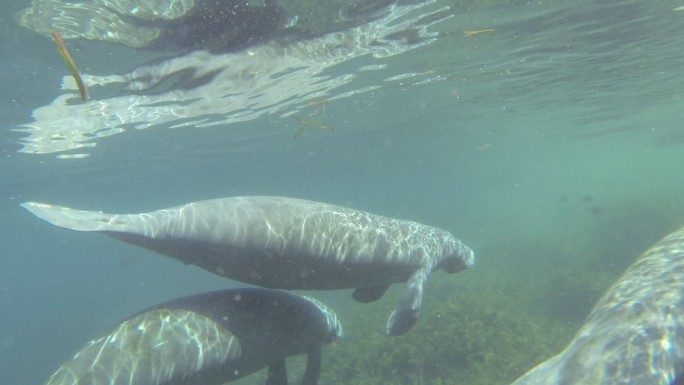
[20,202,130,232]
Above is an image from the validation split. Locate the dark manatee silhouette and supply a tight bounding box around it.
[45,288,342,385]
[17,0,401,52]
[21,196,475,336]
[511,225,684,385]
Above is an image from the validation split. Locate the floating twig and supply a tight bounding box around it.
[52,30,89,101]
[306,98,330,106]
[464,29,494,37]
[293,107,335,140]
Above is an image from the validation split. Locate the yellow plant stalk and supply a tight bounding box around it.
[52,30,89,101]
[464,29,494,37]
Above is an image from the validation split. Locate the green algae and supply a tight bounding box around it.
[321,283,576,385]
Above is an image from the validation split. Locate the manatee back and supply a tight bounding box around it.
[45,308,240,385]
[512,226,684,385]
[155,288,341,358]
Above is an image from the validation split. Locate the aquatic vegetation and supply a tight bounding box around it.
[293,107,335,140]
[51,30,89,101]
[529,263,613,323]
[463,29,494,37]
[321,284,575,385]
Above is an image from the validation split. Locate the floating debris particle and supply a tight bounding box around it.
[464,29,494,37]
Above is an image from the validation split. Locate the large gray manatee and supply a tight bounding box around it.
[44,288,342,385]
[511,225,684,385]
[22,196,474,336]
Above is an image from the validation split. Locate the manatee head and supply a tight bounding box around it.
[301,296,343,343]
[438,242,475,273]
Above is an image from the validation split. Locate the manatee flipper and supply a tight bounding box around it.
[46,308,241,385]
[300,344,322,385]
[266,358,288,385]
[352,284,390,303]
[386,267,430,336]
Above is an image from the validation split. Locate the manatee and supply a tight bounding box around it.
[21,196,474,336]
[511,225,684,385]
[44,288,342,385]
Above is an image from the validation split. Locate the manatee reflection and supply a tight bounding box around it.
[16,1,453,158]
[18,0,402,52]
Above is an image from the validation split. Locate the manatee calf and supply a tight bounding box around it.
[45,288,342,385]
[511,225,684,385]
[21,196,474,336]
